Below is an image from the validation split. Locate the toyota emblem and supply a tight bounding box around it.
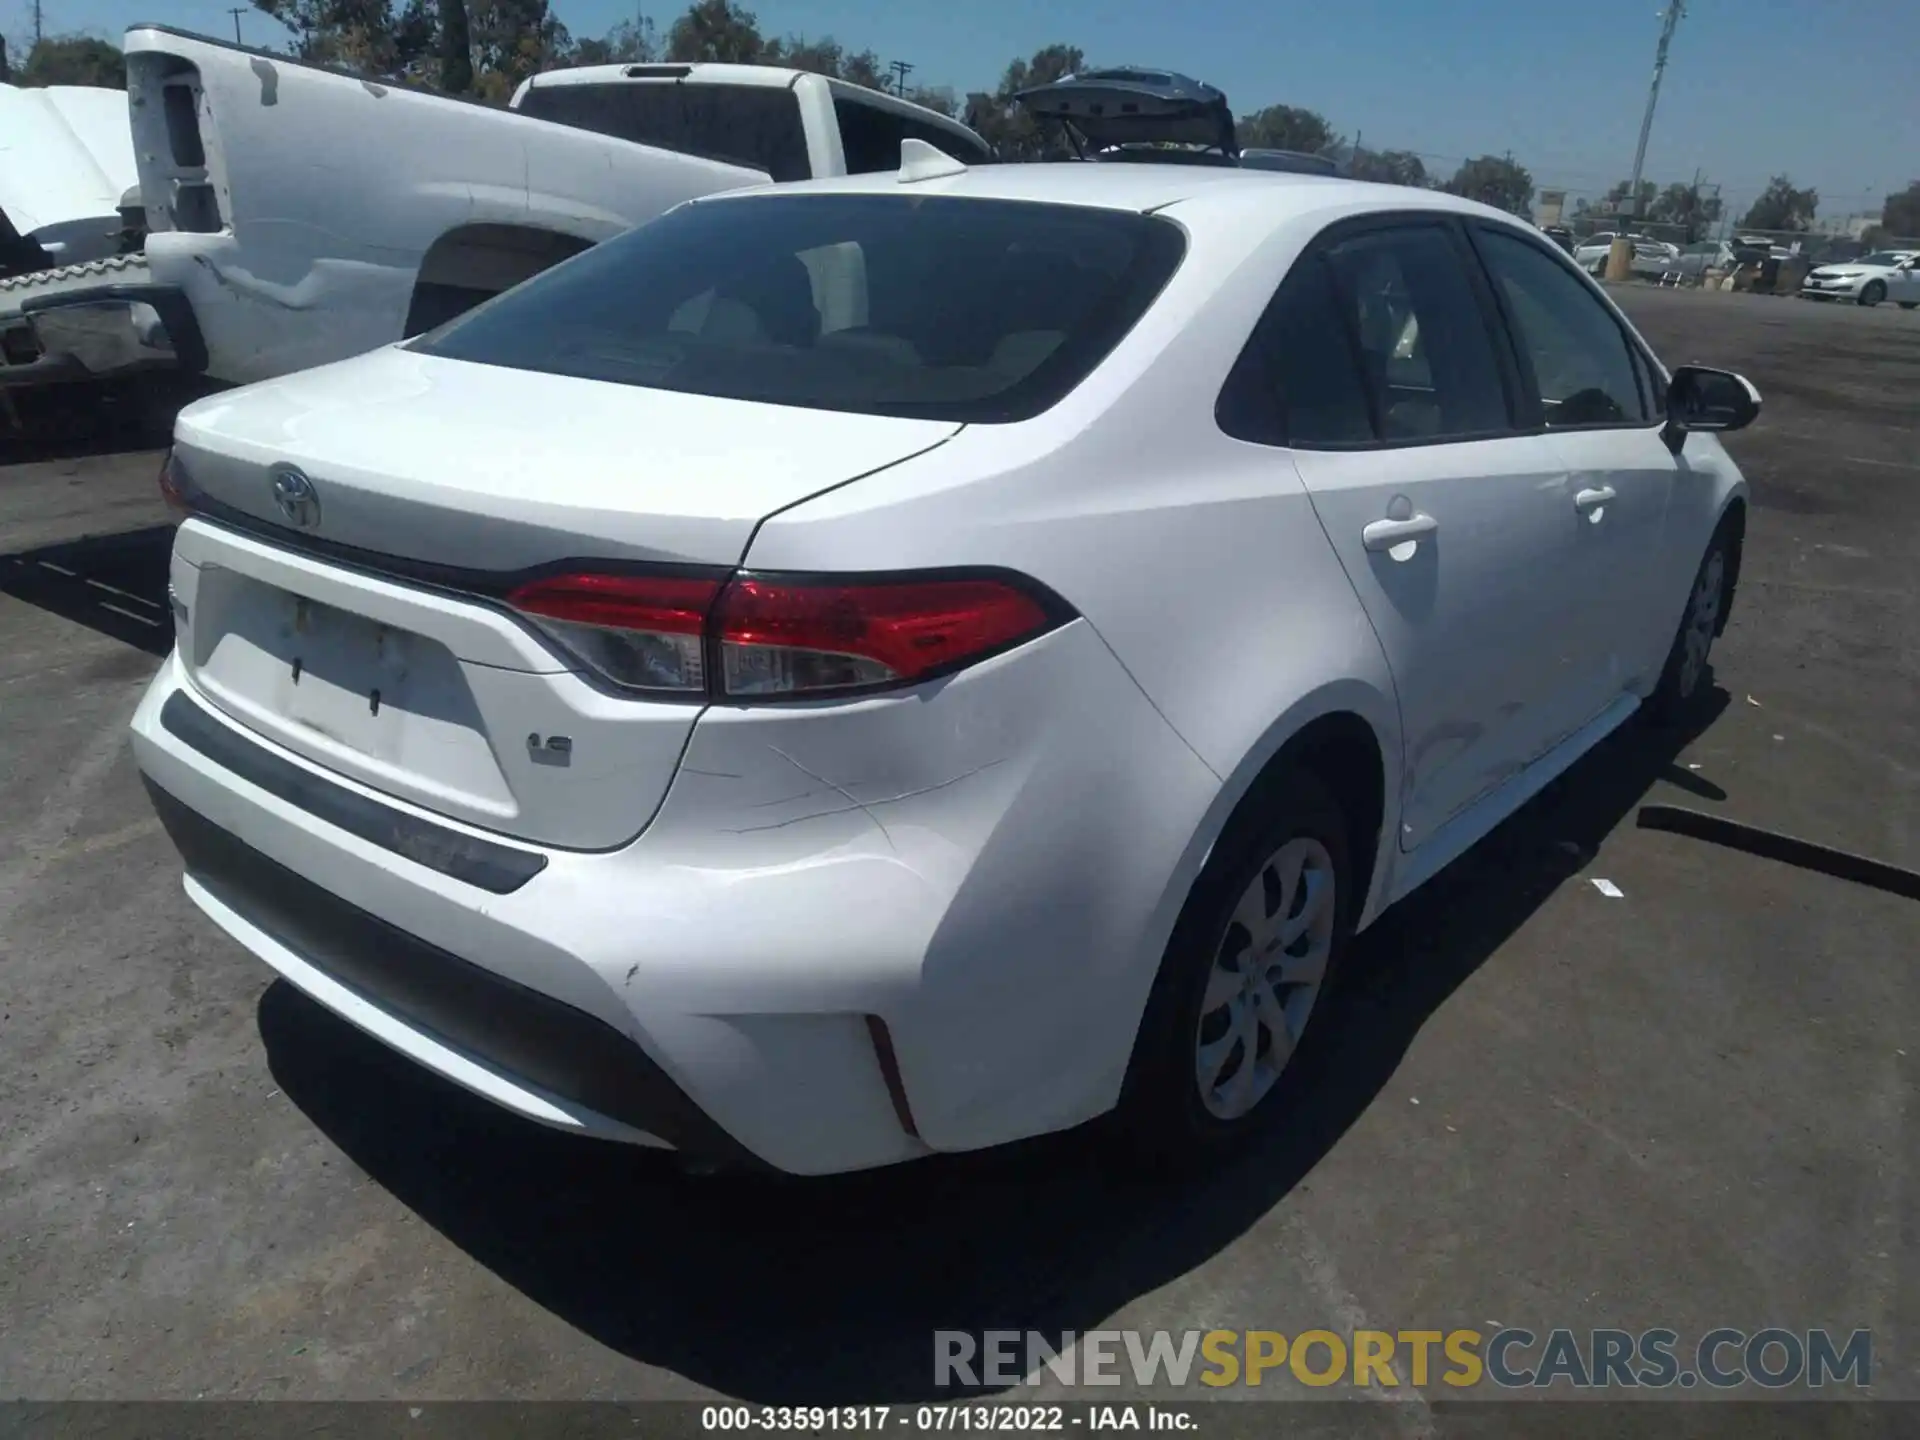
[270,465,321,529]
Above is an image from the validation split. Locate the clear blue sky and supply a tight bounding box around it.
[13,0,1916,221]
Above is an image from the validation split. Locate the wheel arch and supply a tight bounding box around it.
[1177,681,1402,943]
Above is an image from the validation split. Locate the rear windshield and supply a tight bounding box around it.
[516,82,810,181]
[411,194,1188,424]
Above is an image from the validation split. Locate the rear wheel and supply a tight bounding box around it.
[1859,280,1887,307]
[1648,527,1733,727]
[1115,770,1352,1168]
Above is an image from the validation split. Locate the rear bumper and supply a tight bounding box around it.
[2,281,206,388]
[130,620,1220,1174]
[144,778,761,1166]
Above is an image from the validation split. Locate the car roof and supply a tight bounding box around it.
[697,159,1522,227]
[519,62,981,141]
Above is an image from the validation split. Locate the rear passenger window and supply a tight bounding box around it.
[1474,228,1650,427]
[834,97,992,174]
[1216,257,1374,447]
[1321,226,1512,442]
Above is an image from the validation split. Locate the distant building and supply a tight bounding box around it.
[1536,189,1567,226]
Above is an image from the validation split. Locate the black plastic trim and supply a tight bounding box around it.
[20,283,210,376]
[143,779,767,1168]
[159,689,546,894]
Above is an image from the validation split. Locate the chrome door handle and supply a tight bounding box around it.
[1574,485,1618,511]
[1362,514,1438,552]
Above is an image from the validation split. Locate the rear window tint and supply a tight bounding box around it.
[411,194,1187,424]
[516,82,810,181]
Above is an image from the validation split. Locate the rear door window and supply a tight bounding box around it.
[516,82,811,181]
[833,96,993,173]
[413,193,1186,424]
[1319,225,1513,442]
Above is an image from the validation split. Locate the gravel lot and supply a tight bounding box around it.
[1,289,1914,1411]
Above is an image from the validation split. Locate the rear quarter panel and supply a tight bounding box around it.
[745,198,1408,940]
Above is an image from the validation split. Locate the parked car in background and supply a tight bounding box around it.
[1239,149,1340,175]
[1013,68,1351,177]
[0,81,148,387]
[1573,232,1679,278]
[134,160,1756,1176]
[12,26,990,392]
[1541,224,1574,252]
[1799,250,1920,307]
[1668,238,1769,281]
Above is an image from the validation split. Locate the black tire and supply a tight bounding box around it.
[1647,525,1735,728]
[1859,280,1886,307]
[1114,768,1355,1170]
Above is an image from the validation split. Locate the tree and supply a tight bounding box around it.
[964,43,1084,160]
[1444,155,1533,216]
[439,0,473,93]
[570,18,654,66]
[1739,175,1818,232]
[1649,181,1722,242]
[0,35,11,83]
[1597,178,1656,215]
[18,35,127,87]
[252,0,433,76]
[467,0,569,97]
[906,86,958,117]
[1237,104,1334,155]
[1350,148,1427,187]
[1882,180,1920,238]
[665,0,766,63]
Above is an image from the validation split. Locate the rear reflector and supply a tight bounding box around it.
[506,568,1067,701]
[158,448,192,513]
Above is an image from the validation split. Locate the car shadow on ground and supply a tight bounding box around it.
[0,375,215,465]
[258,690,1729,1404]
[0,525,176,656]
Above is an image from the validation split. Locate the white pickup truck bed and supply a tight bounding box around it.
[7,28,990,392]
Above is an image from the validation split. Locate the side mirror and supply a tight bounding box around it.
[1662,365,1761,455]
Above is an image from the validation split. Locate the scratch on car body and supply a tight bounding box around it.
[724,758,1009,837]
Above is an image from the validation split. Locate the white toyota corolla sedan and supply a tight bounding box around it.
[131,154,1760,1176]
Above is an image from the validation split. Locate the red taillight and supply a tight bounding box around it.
[714,574,1055,698]
[506,572,720,694]
[506,568,1064,701]
[158,448,191,513]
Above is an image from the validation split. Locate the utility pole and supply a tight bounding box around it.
[1627,1,1686,219]
[227,6,247,43]
[32,0,43,47]
[889,58,913,97]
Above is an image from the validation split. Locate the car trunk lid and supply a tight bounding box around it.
[167,347,959,850]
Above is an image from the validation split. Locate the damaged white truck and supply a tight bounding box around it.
[2,25,991,391]
[0,80,158,389]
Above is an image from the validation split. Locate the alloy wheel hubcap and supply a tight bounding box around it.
[1678,550,1725,697]
[1195,837,1337,1121]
